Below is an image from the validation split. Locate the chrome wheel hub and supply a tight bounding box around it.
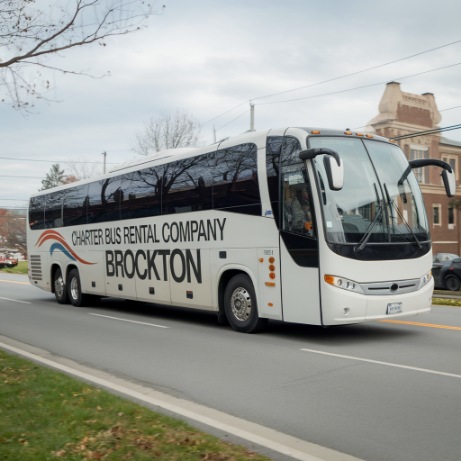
[54,276,64,299]
[70,277,79,300]
[230,287,251,321]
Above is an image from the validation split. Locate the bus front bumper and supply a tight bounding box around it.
[321,279,433,326]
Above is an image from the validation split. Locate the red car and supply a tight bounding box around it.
[0,253,19,268]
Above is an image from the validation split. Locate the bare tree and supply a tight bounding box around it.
[133,108,201,156]
[0,0,164,109]
[67,159,102,180]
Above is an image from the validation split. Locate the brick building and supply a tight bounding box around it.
[367,81,461,255]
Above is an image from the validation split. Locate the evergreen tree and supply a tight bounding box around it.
[40,164,66,190]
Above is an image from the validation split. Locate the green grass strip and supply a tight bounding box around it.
[0,261,28,275]
[0,350,270,461]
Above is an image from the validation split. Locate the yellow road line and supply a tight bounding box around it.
[0,279,30,286]
[380,319,461,331]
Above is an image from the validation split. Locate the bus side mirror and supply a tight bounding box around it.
[299,147,344,191]
[323,155,344,191]
[406,159,456,198]
[442,168,456,197]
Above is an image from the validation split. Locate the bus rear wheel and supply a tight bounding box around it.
[224,274,267,333]
[67,268,89,307]
[53,267,68,304]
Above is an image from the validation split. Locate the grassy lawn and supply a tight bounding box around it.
[0,350,271,461]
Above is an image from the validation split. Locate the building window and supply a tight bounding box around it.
[433,204,441,226]
[448,205,455,227]
[409,145,429,183]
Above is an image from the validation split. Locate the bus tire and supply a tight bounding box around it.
[53,267,68,304]
[224,274,267,333]
[67,268,88,307]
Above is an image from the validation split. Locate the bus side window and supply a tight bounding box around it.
[29,196,46,230]
[63,185,88,226]
[281,169,315,238]
[213,144,261,215]
[87,181,104,224]
[45,191,64,229]
[162,155,213,214]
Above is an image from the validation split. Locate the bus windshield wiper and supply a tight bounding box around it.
[384,183,422,249]
[354,184,383,253]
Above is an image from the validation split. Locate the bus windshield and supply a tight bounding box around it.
[309,136,429,257]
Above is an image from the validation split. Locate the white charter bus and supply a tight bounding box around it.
[27,127,456,332]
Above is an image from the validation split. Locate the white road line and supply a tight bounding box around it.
[0,338,362,461]
[89,313,169,329]
[300,348,461,380]
[0,296,31,304]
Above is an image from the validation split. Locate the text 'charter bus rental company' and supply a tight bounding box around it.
[27,128,456,333]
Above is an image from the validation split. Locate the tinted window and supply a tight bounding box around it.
[63,184,88,226]
[87,181,104,224]
[121,168,161,220]
[266,136,301,225]
[45,191,64,228]
[30,143,262,228]
[29,196,46,230]
[162,155,214,214]
[213,143,260,215]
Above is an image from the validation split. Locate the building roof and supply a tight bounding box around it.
[440,136,461,148]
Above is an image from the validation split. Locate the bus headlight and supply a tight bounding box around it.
[418,271,432,289]
[324,274,365,294]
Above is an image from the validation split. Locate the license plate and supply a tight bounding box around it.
[386,302,402,315]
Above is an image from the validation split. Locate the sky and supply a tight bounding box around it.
[1,0,461,211]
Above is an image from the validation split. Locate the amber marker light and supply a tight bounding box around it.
[344,130,352,135]
[268,256,275,263]
[259,258,264,263]
[311,129,321,135]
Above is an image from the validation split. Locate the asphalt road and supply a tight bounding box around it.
[1,273,461,461]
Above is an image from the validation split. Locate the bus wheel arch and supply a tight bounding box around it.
[220,270,267,333]
[51,264,68,304]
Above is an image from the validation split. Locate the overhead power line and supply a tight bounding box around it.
[251,38,461,103]
[257,62,461,106]
[0,175,43,179]
[390,124,461,141]
[0,157,117,165]
[202,38,461,127]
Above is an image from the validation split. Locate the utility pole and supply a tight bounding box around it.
[102,151,107,174]
[250,102,255,131]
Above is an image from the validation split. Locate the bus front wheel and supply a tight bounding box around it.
[67,269,88,307]
[224,274,267,333]
[53,267,68,304]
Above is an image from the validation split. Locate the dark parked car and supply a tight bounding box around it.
[433,253,459,263]
[433,257,461,291]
